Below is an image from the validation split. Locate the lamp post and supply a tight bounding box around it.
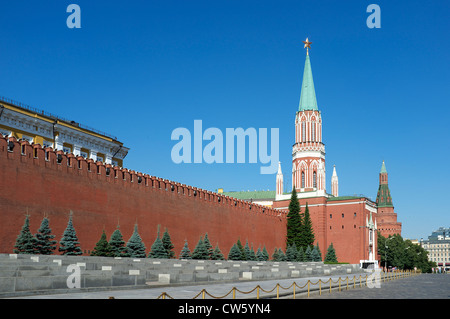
[384,236,394,271]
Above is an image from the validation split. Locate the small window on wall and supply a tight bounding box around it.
[301,172,305,188]
[63,146,72,154]
[80,151,88,159]
[313,171,317,188]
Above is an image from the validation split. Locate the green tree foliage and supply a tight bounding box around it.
[148,226,168,259]
[34,216,57,255]
[262,246,269,261]
[126,224,146,258]
[300,203,315,248]
[304,245,312,262]
[203,233,213,259]
[297,246,305,262]
[286,188,302,249]
[286,243,298,262]
[272,248,286,261]
[109,225,128,257]
[243,240,252,260]
[211,244,225,260]
[256,247,264,261]
[311,245,321,261]
[377,233,433,272]
[324,242,338,263]
[227,244,242,260]
[249,244,257,261]
[59,214,82,256]
[191,236,209,260]
[14,215,36,254]
[236,239,245,260]
[271,248,279,261]
[91,230,112,257]
[161,228,175,258]
[315,242,322,261]
[179,240,192,259]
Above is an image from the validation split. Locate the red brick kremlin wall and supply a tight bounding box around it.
[0,136,288,256]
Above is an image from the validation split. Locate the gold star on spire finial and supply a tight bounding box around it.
[303,37,312,55]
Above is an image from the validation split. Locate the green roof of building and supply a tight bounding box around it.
[327,195,362,201]
[221,190,276,200]
[298,54,318,111]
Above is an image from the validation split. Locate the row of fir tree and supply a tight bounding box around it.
[13,209,338,262]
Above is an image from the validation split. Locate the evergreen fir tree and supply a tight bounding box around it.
[256,247,264,261]
[161,228,175,258]
[262,246,269,261]
[148,226,168,259]
[59,213,82,256]
[109,225,128,257]
[14,215,36,254]
[304,245,312,262]
[91,230,112,257]
[211,244,224,260]
[227,244,242,260]
[34,216,57,255]
[300,203,315,248]
[286,188,302,249]
[191,236,209,260]
[311,245,320,262]
[271,248,279,261]
[203,233,213,259]
[236,239,245,260]
[243,240,252,261]
[179,240,192,259]
[315,242,322,261]
[278,248,286,261]
[126,224,146,258]
[249,244,257,261]
[297,246,305,262]
[286,243,298,262]
[324,242,338,263]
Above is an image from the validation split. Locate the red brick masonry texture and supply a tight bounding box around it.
[0,136,288,256]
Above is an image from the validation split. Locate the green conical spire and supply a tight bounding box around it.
[298,54,318,111]
[380,160,387,173]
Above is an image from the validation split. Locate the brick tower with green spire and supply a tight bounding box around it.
[375,161,402,237]
[292,38,326,195]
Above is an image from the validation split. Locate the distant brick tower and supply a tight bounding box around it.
[292,39,326,195]
[376,161,402,237]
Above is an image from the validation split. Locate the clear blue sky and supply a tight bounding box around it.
[1,1,449,240]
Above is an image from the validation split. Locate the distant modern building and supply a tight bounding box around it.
[420,227,450,270]
[0,96,129,167]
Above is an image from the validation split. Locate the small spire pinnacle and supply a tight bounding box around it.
[380,160,387,174]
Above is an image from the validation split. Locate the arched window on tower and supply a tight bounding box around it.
[313,171,317,188]
[302,122,306,142]
[311,121,315,142]
[301,171,305,188]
